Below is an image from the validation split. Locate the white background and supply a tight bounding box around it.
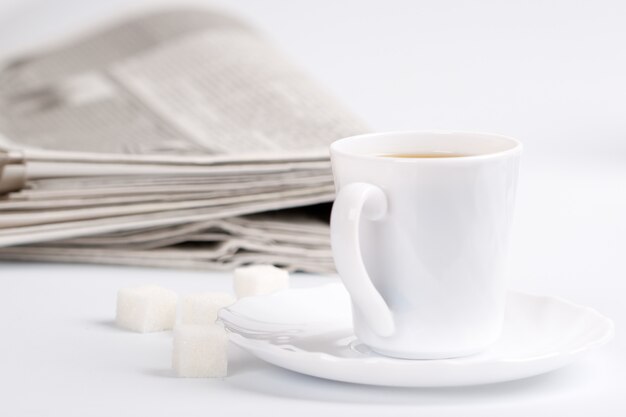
[0,0,625,416]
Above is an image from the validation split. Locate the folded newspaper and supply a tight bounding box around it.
[0,9,369,272]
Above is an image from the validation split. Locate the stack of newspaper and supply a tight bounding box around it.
[0,9,369,272]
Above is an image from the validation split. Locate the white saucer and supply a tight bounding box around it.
[218,283,613,387]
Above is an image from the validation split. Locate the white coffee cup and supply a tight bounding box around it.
[330,131,522,359]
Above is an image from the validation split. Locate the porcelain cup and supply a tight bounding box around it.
[330,131,522,359]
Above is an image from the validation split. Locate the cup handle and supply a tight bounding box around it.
[330,182,395,337]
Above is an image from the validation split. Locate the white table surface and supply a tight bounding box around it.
[0,0,625,415]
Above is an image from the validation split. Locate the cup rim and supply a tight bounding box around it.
[330,130,522,163]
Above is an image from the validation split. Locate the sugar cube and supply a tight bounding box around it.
[116,285,178,332]
[179,292,236,325]
[172,324,229,378]
[233,264,289,298]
